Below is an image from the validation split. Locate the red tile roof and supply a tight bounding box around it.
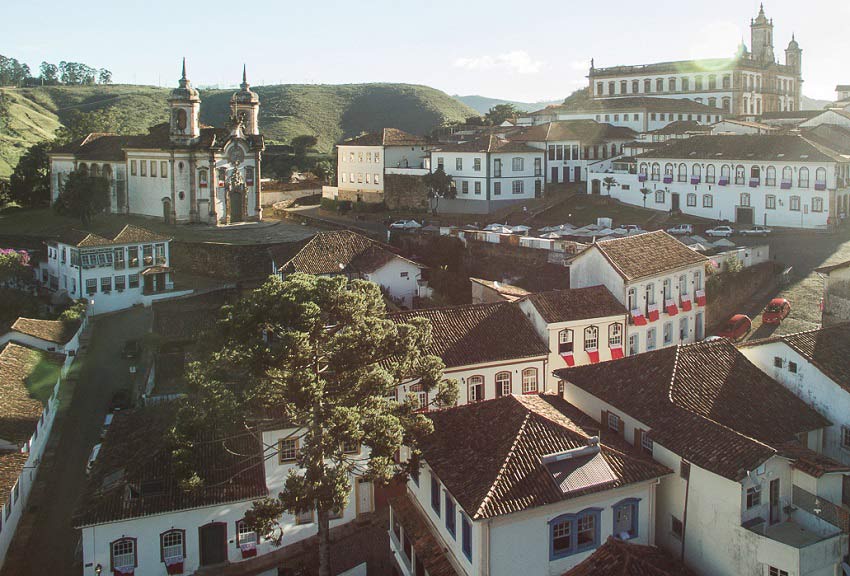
[469,278,530,302]
[419,394,670,520]
[9,317,80,345]
[389,492,460,576]
[0,343,61,445]
[585,231,708,282]
[563,537,698,576]
[556,340,831,481]
[521,286,627,323]
[511,121,637,145]
[279,230,422,276]
[56,224,170,248]
[432,134,541,154]
[636,134,843,163]
[342,128,427,147]
[50,133,128,161]
[535,96,724,116]
[389,302,548,369]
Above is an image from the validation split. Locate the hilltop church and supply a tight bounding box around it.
[587,4,803,115]
[49,60,264,224]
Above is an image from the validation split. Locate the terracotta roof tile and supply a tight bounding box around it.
[56,224,169,248]
[563,536,698,576]
[636,134,843,162]
[556,340,830,481]
[0,343,60,445]
[522,286,627,323]
[0,451,29,500]
[511,121,637,144]
[9,317,80,345]
[389,492,460,576]
[280,230,422,276]
[469,278,530,301]
[389,302,548,369]
[50,133,128,161]
[433,134,541,154]
[536,97,724,116]
[587,231,708,282]
[419,394,670,520]
[342,128,426,147]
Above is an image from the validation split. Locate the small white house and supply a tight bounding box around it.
[45,225,190,315]
[568,231,709,354]
[0,343,63,572]
[271,230,428,308]
[558,339,849,576]
[388,393,671,576]
[76,405,373,576]
[388,302,549,407]
[815,259,850,325]
[0,316,86,370]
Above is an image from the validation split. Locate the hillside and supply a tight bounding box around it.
[0,83,476,177]
[453,94,562,114]
[801,94,831,110]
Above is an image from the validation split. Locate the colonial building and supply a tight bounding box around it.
[76,404,373,576]
[334,128,430,204]
[0,343,63,571]
[50,61,264,224]
[388,302,549,407]
[602,134,850,229]
[270,230,428,308]
[558,339,850,576]
[44,225,189,315]
[389,394,670,576]
[587,5,802,115]
[568,231,709,353]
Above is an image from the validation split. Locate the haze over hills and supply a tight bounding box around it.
[0,83,476,178]
[453,94,563,114]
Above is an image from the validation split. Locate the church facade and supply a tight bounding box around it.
[587,5,802,116]
[49,61,264,224]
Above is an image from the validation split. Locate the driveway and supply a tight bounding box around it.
[2,307,151,576]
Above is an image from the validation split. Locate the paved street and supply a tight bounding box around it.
[2,308,151,576]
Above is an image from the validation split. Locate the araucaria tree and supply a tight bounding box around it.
[171,274,457,575]
[53,171,110,225]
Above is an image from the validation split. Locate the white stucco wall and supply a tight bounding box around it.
[363,259,423,308]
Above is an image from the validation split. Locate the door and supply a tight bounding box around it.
[574,167,582,182]
[534,179,542,198]
[770,479,781,524]
[736,206,754,225]
[563,167,570,183]
[356,478,374,516]
[199,522,228,566]
[230,192,243,222]
[551,167,559,183]
[671,192,680,212]
[162,198,172,224]
[591,179,601,195]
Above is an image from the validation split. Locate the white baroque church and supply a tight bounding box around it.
[49,60,264,224]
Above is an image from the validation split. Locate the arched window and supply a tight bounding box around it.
[521,368,538,394]
[644,79,652,93]
[584,326,599,350]
[602,146,609,159]
[677,164,687,182]
[651,163,661,181]
[750,166,760,183]
[608,323,623,348]
[558,329,574,354]
[176,108,187,131]
[237,519,258,549]
[664,163,674,176]
[668,77,677,92]
[687,193,696,207]
[694,76,703,91]
[620,80,627,94]
[198,168,209,188]
[639,163,648,176]
[706,164,716,184]
[632,80,639,93]
[766,166,776,186]
[681,77,689,91]
[708,97,717,108]
[815,167,826,187]
[703,194,713,208]
[467,375,484,403]
[708,75,717,90]
[692,164,701,179]
[740,193,750,207]
[720,164,730,184]
[799,167,809,188]
[722,75,731,89]
[102,164,112,181]
[734,165,745,185]
[111,538,137,573]
[495,371,511,397]
[160,529,185,564]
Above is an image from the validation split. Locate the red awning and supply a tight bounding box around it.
[610,346,624,359]
[647,306,660,322]
[681,296,693,311]
[587,349,600,364]
[631,311,647,326]
[695,290,707,307]
[665,300,679,316]
[560,352,575,367]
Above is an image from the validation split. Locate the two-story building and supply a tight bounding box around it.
[389,393,671,576]
[388,302,549,407]
[270,230,427,309]
[601,134,850,229]
[557,339,850,576]
[0,343,63,571]
[45,225,188,315]
[76,404,373,576]
[568,231,709,353]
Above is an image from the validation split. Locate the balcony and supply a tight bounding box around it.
[815,181,827,191]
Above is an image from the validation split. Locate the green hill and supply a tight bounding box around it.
[0,83,476,177]
[453,94,562,114]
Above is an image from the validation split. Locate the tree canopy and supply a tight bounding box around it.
[485,103,519,125]
[0,54,112,87]
[53,171,110,225]
[171,274,457,574]
[9,142,51,207]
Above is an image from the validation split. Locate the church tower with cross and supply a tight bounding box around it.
[230,65,260,136]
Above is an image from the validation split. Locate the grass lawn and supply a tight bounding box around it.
[25,349,62,404]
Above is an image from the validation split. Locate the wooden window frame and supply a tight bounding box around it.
[110,537,138,572]
[278,437,299,463]
[159,528,186,562]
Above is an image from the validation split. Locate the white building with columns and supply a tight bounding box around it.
[49,61,264,225]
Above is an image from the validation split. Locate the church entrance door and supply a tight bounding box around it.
[230,192,243,222]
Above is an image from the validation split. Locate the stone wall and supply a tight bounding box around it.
[705,260,780,330]
[384,174,429,211]
[169,240,306,282]
[823,279,850,326]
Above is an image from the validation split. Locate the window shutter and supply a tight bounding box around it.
[634,428,643,449]
[601,410,609,430]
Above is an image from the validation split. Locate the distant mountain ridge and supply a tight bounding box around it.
[453,94,563,114]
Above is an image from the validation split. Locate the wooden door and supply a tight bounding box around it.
[199,522,228,566]
[770,479,780,524]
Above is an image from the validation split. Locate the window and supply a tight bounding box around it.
[769,568,789,576]
[461,514,472,560]
[628,333,639,356]
[445,494,456,537]
[608,323,623,348]
[766,195,776,210]
[512,180,524,195]
[493,182,501,195]
[245,166,255,185]
[341,439,359,454]
[462,181,469,194]
[789,361,798,374]
[677,164,687,182]
[739,193,750,208]
[735,165,745,185]
[584,325,599,350]
[646,328,657,351]
[663,322,673,345]
[613,499,639,540]
[534,157,542,176]
[687,193,696,207]
[644,79,652,93]
[656,78,663,92]
[841,426,850,450]
[468,375,484,402]
[632,80,639,93]
[672,516,683,539]
[799,167,809,188]
[549,509,601,560]
[812,197,823,212]
[278,438,298,462]
[456,158,463,171]
[495,371,511,397]
[140,160,147,177]
[128,274,139,289]
[655,190,665,204]
[101,277,112,293]
[493,158,502,177]
[431,474,441,515]
[607,412,621,433]
[641,431,654,455]
[130,160,137,176]
[160,529,185,563]
[551,519,572,556]
[703,194,713,208]
[789,196,801,211]
[521,368,538,394]
[558,329,574,354]
[115,275,126,291]
[651,163,660,181]
[746,485,762,509]
[150,160,157,177]
[111,538,136,572]
[816,167,827,186]
[237,520,258,547]
[86,278,97,295]
[766,166,776,186]
[473,157,481,172]
[474,181,481,195]
[512,157,524,172]
[295,508,314,525]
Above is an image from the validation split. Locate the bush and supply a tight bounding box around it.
[320,198,352,213]
[58,299,87,325]
[351,201,387,213]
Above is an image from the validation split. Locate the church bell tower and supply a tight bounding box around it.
[750,4,775,63]
[230,65,260,135]
[168,58,201,145]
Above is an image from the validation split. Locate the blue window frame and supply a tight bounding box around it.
[612,498,640,540]
[548,508,602,560]
[445,494,456,538]
[431,474,441,516]
[461,513,472,561]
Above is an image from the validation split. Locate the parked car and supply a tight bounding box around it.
[705,226,735,238]
[666,224,694,235]
[716,314,752,341]
[740,225,772,237]
[109,388,132,411]
[616,224,643,233]
[762,298,791,324]
[86,443,102,475]
[121,339,140,360]
[389,220,422,230]
[100,413,114,439]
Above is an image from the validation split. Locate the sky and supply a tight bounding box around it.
[3,0,847,103]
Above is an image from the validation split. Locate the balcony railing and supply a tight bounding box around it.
[793,485,850,533]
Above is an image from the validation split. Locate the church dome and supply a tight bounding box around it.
[787,34,800,50]
[168,58,200,102]
[231,65,259,105]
